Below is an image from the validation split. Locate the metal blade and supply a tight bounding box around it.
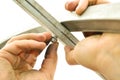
[62,19,120,33]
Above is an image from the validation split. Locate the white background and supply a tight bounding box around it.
[0,0,104,80]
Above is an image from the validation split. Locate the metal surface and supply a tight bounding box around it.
[74,3,120,19]
[51,36,57,43]
[13,0,79,47]
[61,3,120,33]
[62,19,120,32]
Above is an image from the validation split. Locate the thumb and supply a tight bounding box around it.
[40,42,59,79]
[64,46,78,65]
[65,0,80,11]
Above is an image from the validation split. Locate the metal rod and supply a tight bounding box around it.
[13,0,79,47]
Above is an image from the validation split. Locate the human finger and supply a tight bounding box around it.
[7,32,52,43]
[75,0,89,14]
[1,40,46,65]
[96,0,110,4]
[65,0,80,11]
[88,0,97,5]
[41,32,52,42]
[20,50,40,67]
[3,40,46,55]
[40,42,59,79]
[64,45,78,65]
[65,0,89,14]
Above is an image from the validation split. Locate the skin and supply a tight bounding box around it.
[0,32,59,80]
[65,33,120,80]
[65,0,120,80]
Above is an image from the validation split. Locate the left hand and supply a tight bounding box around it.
[65,0,110,14]
[0,32,59,80]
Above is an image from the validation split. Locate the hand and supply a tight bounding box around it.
[65,0,112,37]
[65,33,120,80]
[65,0,110,15]
[0,32,59,80]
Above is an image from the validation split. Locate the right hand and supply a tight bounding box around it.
[64,33,120,80]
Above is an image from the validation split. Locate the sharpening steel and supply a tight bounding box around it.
[13,0,79,47]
